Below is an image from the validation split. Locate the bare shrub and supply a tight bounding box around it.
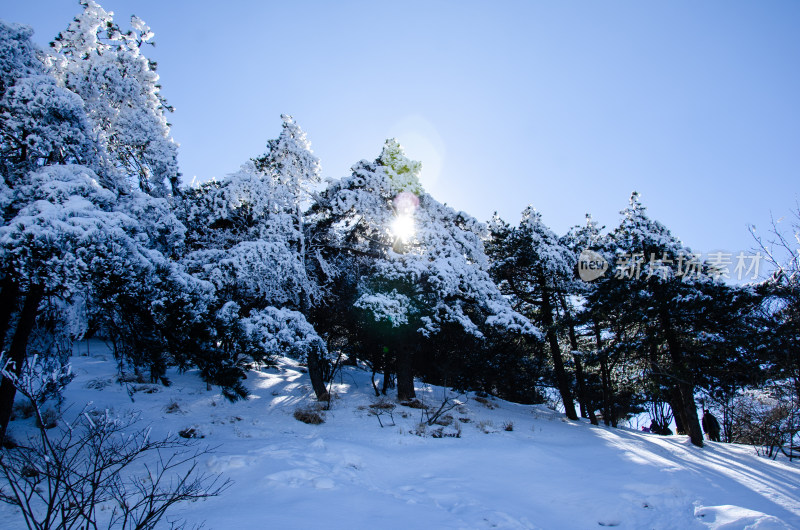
[503,421,514,432]
[477,419,496,434]
[412,422,427,437]
[434,414,454,427]
[11,399,35,421]
[178,427,204,439]
[731,384,799,459]
[85,378,113,390]
[35,407,59,430]
[419,391,465,427]
[400,399,427,410]
[0,411,228,530]
[294,407,324,425]
[117,372,145,384]
[474,396,497,410]
[368,399,396,428]
[0,355,229,530]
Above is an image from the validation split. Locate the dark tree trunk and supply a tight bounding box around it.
[648,341,676,434]
[381,365,392,395]
[660,307,703,447]
[678,381,703,447]
[568,319,598,425]
[600,357,616,427]
[0,275,20,350]
[396,344,415,401]
[539,278,577,420]
[594,322,615,427]
[381,346,393,395]
[670,385,686,435]
[306,347,330,402]
[0,285,44,440]
[300,297,329,402]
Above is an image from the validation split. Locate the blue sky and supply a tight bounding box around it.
[3,1,799,261]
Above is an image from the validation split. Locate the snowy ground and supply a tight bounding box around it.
[3,341,799,529]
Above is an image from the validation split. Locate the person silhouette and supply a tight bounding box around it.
[702,409,721,442]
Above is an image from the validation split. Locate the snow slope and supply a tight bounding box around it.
[3,342,799,529]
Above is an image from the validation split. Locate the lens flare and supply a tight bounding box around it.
[391,192,419,243]
[391,215,415,242]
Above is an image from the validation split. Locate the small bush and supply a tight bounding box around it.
[37,407,60,429]
[117,372,144,384]
[477,419,495,434]
[412,422,427,437]
[164,400,181,414]
[474,396,497,410]
[369,400,397,411]
[0,409,228,530]
[294,407,324,425]
[432,421,463,438]
[434,414,454,427]
[12,399,35,421]
[178,427,204,439]
[368,399,396,428]
[131,384,160,394]
[503,421,514,432]
[400,399,428,410]
[85,378,113,390]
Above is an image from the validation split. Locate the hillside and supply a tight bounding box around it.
[2,342,799,530]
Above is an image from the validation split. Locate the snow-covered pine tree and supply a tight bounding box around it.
[179,117,332,400]
[487,207,579,420]
[0,19,116,439]
[0,20,106,212]
[48,1,180,196]
[560,213,606,424]
[314,139,536,400]
[584,191,756,447]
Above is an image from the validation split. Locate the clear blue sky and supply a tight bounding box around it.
[3,1,799,259]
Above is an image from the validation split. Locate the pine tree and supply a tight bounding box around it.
[585,191,747,447]
[488,207,579,420]
[179,117,331,400]
[561,214,605,425]
[315,140,535,401]
[49,1,180,196]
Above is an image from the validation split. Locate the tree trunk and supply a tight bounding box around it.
[594,322,615,427]
[539,278,577,420]
[648,341,675,434]
[678,381,703,447]
[0,285,44,441]
[299,295,329,402]
[568,319,598,425]
[0,275,20,351]
[670,385,686,435]
[306,347,330,402]
[395,344,415,401]
[660,307,703,447]
[381,366,392,395]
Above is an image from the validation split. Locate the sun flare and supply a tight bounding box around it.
[391,215,415,242]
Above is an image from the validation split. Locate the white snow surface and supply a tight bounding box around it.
[3,341,799,530]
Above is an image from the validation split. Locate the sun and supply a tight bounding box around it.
[391,214,415,242]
